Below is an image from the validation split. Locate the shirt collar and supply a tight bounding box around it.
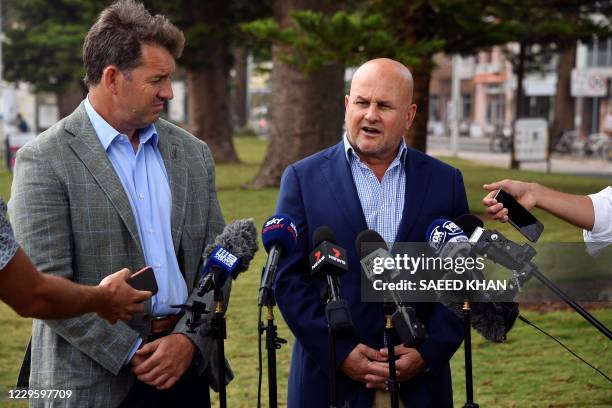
[343,132,407,166]
[84,95,158,151]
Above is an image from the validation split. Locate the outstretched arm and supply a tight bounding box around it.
[483,179,595,230]
[0,247,150,323]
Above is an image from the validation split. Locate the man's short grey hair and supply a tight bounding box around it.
[83,0,185,87]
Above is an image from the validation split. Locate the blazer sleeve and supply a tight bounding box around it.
[416,167,469,371]
[274,165,359,378]
[171,141,232,390]
[8,143,140,376]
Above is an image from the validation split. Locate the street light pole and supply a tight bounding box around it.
[450,54,461,157]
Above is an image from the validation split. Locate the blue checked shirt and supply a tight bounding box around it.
[343,134,407,243]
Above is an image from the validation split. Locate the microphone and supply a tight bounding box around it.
[173,219,258,335]
[356,229,427,347]
[258,214,297,306]
[454,213,484,236]
[310,226,353,333]
[425,218,472,260]
[198,218,259,297]
[425,217,519,343]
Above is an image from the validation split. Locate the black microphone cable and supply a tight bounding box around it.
[517,314,612,383]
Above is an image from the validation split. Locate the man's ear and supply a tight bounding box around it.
[101,66,121,95]
[405,104,418,131]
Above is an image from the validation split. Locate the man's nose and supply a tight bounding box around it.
[364,104,379,122]
[159,80,174,100]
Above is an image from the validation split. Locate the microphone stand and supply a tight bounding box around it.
[211,286,228,408]
[473,229,612,340]
[383,302,400,408]
[462,301,479,408]
[323,274,354,408]
[258,286,287,408]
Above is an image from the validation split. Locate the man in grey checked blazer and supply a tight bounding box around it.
[8,1,227,406]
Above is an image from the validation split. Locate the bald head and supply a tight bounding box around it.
[350,58,414,105]
[344,57,418,168]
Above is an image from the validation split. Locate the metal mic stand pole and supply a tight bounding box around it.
[476,230,612,340]
[462,301,479,408]
[328,324,337,408]
[383,302,400,408]
[325,274,339,408]
[212,288,227,408]
[259,287,286,408]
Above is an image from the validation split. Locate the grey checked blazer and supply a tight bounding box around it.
[9,102,229,407]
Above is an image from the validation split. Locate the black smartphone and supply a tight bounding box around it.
[494,189,544,242]
[127,266,159,295]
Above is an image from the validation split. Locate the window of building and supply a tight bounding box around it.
[429,95,440,121]
[461,94,471,120]
[586,38,612,67]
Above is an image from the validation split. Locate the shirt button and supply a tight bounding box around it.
[138,194,144,200]
[147,228,153,234]
[156,263,161,268]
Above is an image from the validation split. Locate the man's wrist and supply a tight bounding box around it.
[174,333,197,356]
[86,285,108,314]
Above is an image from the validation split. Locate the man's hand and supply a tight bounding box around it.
[483,179,537,222]
[340,343,393,389]
[131,334,196,390]
[379,345,426,383]
[97,268,152,324]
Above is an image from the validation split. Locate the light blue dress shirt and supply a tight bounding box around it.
[84,97,188,316]
[343,134,407,243]
[84,97,188,362]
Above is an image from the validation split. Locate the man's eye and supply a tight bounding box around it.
[356,101,368,105]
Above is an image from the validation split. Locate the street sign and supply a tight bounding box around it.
[514,118,548,162]
[571,69,608,97]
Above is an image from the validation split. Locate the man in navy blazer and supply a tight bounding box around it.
[274,58,468,407]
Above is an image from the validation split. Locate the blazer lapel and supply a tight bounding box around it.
[156,121,188,255]
[321,143,368,237]
[395,148,432,242]
[65,103,143,253]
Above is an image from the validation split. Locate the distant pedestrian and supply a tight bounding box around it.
[16,113,29,133]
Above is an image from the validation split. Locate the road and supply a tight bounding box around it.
[428,135,612,179]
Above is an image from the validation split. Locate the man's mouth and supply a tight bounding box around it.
[361,126,382,136]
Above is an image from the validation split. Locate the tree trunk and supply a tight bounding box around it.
[57,80,87,119]
[551,44,576,143]
[231,46,249,129]
[186,43,240,164]
[249,0,345,189]
[406,57,432,153]
[510,42,526,169]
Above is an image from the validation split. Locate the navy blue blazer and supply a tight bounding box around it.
[275,141,469,407]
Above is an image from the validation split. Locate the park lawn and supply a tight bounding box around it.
[0,137,610,407]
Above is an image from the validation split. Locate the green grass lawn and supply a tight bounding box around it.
[0,137,610,407]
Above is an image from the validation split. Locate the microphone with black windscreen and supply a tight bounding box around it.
[309,226,353,333]
[425,217,519,343]
[356,229,427,346]
[310,226,354,408]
